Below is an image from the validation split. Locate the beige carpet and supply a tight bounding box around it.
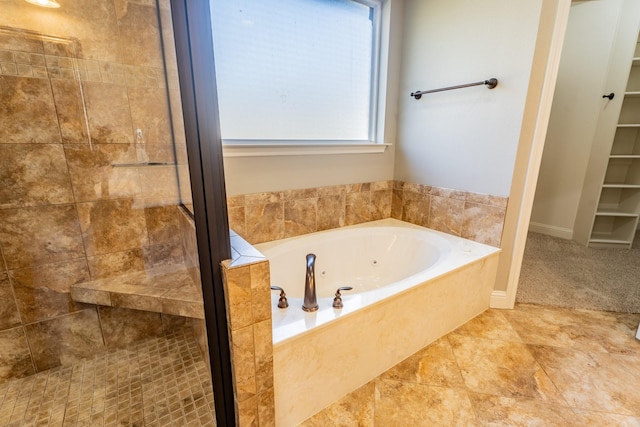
[516,231,640,313]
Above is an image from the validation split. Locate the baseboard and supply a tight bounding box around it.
[528,222,573,240]
[490,290,513,309]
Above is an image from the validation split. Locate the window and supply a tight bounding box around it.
[210,0,382,148]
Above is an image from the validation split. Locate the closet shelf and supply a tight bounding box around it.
[595,209,639,217]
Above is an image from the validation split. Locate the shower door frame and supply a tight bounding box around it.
[170,0,235,424]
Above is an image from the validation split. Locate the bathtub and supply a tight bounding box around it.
[255,218,501,426]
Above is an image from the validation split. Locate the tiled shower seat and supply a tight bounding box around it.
[71,264,205,319]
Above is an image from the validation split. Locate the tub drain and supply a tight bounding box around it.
[371,260,378,266]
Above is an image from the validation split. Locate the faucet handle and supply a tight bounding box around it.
[270,286,289,309]
[332,286,353,309]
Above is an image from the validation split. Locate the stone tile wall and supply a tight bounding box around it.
[221,235,275,426]
[0,1,188,383]
[229,180,508,248]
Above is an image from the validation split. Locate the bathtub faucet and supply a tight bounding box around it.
[302,253,319,312]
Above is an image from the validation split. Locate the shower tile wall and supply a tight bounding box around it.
[228,180,508,247]
[0,0,187,383]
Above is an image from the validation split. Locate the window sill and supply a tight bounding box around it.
[222,141,391,157]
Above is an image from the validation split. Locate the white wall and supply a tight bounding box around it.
[530,0,623,239]
[393,0,545,197]
[222,0,403,196]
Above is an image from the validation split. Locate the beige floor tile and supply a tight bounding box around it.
[300,382,375,427]
[468,393,580,426]
[529,344,640,416]
[572,409,640,426]
[379,337,465,388]
[503,304,640,354]
[449,309,523,342]
[448,334,566,403]
[374,379,479,427]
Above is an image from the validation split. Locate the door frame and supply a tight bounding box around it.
[170,0,236,424]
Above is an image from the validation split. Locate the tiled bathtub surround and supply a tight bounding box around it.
[228,180,508,247]
[0,1,187,383]
[221,232,275,426]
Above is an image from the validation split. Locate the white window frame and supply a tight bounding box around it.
[218,0,390,157]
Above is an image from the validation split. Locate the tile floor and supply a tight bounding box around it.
[302,304,640,426]
[0,329,216,427]
[2,304,639,426]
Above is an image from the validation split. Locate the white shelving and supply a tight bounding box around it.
[589,37,640,249]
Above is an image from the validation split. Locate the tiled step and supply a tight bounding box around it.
[71,265,204,319]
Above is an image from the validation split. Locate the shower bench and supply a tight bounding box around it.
[70,264,204,319]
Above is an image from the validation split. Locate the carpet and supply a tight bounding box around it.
[516,231,640,313]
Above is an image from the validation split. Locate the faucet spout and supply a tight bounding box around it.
[302,253,318,312]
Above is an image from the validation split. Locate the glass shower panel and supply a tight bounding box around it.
[0,1,215,425]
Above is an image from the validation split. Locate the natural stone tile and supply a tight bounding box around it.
[465,191,508,208]
[77,199,149,256]
[83,81,134,144]
[161,313,189,334]
[401,189,430,227]
[97,306,163,349]
[10,258,91,323]
[230,325,256,402]
[138,166,180,202]
[257,387,275,427]
[345,191,371,225]
[144,205,181,246]
[503,304,640,355]
[428,195,464,236]
[24,309,105,372]
[390,188,403,220]
[70,286,111,306]
[223,264,253,331]
[316,184,347,197]
[250,261,271,324]
[316,195,345,231]
[142,241,184,268]
[449,309,523,342]
[0,272,20,331]
[0,327,35,382]
[0,144,74,209]
[0,34,44,54]
[228,206,247,238]
[86,248,146,279]
[0,205,85,270]
[0,75,61,144]
[160,290,204,319]
[572,409,640,426]
[64,144,141,202]
[448,334,564,403]
[371,189,392,220]
[462,202,506,247]
[374,380,478,426]
[237,395,258,427]
[128,86,172,147]
[402,182,430,195]
[284,199,317,238]
[301,382,374,427]
[380,337,465,388]
[227,195,246,208]
[245,192,284,206]
[116,2,164,68]
[370,180,392,191]
[245,203,284,244]
[110,292,162,313]
[469,393,580,426]
[431,186,466,200]
[50,78,88,144]
[253,319,273,394]
[529,344,640,415]
[283,188,318,200]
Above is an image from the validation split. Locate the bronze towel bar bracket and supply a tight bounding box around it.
[410,78,498,100]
